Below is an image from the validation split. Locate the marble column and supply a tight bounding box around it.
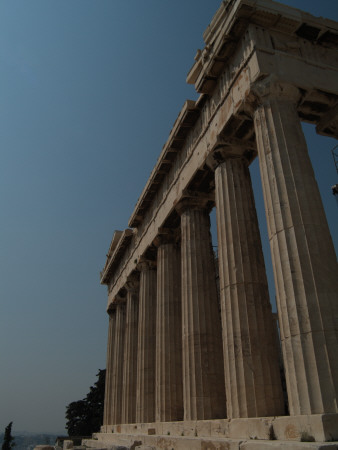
[103,306,116,426]
[121,274,139,424]
[213,154,284,418]
[177,196,226,421]
[136,259,157,423]
[252,79,338,415]
[110,301,126,425]
[154,230,183,422]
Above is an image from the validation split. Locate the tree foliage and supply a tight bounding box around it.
[2,422,15,450]
[65,369,106,436]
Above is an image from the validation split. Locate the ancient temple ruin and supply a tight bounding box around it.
[84,0,338,448]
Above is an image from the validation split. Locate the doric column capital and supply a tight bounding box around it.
[114,292,127,305]
[107,301,117,314]
[136,257,157,272]
[153,227,180,247]
[125,272,140,293]
[175,190,214,216]
[206,140,251,171]
[248,75,301,113]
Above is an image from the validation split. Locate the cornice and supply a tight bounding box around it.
[128,99,201,228]
[100,228,133,285]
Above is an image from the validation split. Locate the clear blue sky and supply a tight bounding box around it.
[0,0,337,434]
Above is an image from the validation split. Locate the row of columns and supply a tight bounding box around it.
[103,81,338,426]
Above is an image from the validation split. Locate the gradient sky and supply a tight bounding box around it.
[1,0,337,434]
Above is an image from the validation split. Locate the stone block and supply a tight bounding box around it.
[200,439,237,450]
[120,424,138,434]
[153,436,177,449]
[273,416,305,441]
[134,447,154,450]
[161,421,185,437]
[196,420,212,437]
[241,441,338,450]
[320,414,338,441]
[182,420,197,437]
[154,423,163,435]
[139,423,150,434]
[174,438,201,450]
[210,419,229,437]
[271,415,338,442]
[63,441,73,450]
[228,418,249,439]
[247,417,272,440]
[34,446,55,450]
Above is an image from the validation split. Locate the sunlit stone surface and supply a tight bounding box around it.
[92,0,338,447]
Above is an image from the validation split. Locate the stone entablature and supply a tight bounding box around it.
[188,0,338,93]
[95,0,338,448]
[101,229,132,286]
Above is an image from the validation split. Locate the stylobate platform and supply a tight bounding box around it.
[83,415,338,449]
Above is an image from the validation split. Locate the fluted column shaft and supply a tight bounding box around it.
[178,199,226,420]
[103,308,116,426]
[155,235,183,422]
[121,276,139,424]
[253,82,338,415]
[110,302,126,424]
[215,156,284,418]
[136,260,157,423]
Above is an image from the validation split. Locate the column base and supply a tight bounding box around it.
[84,414,338,449]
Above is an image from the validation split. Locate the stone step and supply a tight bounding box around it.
[100,414,338,443]
[83,434,338,450]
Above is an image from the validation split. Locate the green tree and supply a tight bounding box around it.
[66,400,91,436]
[2,422,15,450]
[65,369,106,436]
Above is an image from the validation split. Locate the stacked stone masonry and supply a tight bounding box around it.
[95,0,338,448]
